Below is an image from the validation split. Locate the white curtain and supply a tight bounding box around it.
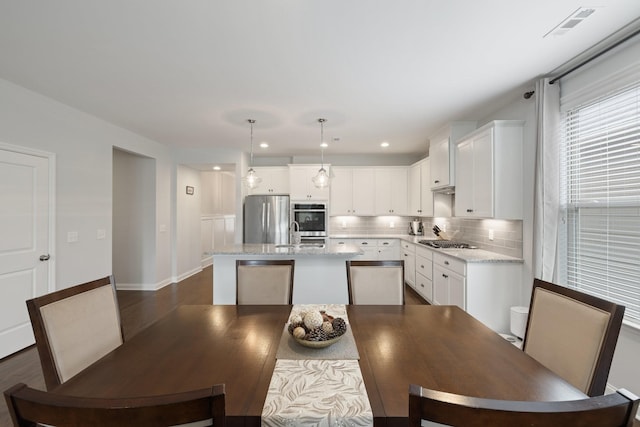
[532,78,561,281]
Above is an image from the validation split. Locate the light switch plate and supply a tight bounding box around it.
[67,231,78,243]
[96,229,106,240]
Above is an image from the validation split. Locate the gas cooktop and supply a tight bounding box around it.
[418,240,476,249]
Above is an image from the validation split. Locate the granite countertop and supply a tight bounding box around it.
[329,234,523,264]
[208,243,363,257]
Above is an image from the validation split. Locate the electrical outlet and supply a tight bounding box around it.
[389,222,395,228]
[488,229,494,241]
[96,229,106,240]
[67,231,78,243]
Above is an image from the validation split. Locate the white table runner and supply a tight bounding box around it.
[262,359,373,427]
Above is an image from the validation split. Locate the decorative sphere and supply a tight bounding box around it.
[293,326,306,339]
[290,314,303,325]
[303,311,324,330]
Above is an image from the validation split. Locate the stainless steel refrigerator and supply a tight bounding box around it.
[243,195,290,244]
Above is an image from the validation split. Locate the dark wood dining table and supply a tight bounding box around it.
[53,305,586,427]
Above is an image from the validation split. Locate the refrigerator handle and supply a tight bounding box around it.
[261,203,266,230]
[266,203,271,228]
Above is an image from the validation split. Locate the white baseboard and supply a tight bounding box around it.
[115,277,173,291]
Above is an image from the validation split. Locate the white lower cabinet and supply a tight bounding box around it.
[414,246,433,302]
[433,254,465,309]
[432,251,521,333]
[401,241,416,288]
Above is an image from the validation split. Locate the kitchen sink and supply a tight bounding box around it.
[275,243,325,249]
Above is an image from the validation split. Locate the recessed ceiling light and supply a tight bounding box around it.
[212,165,221,170]
[381,142,390,148]
[260,142,269,148]
[320,142,328,148]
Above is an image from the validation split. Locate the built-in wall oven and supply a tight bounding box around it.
[291,202,328,244]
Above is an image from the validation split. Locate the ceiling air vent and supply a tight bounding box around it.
[544,7,597,38]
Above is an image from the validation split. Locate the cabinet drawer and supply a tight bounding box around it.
[401,241,415,252]
[377,239,398,247]
[415,272,433,302]
[433,253,466,276]
[416,255,432,280]
[353,239,377,247]
[415,245,433,260]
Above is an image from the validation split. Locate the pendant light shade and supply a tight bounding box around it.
[242,119,262,189]
[312,118,330,189]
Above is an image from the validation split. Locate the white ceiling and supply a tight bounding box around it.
[1,1,639,157]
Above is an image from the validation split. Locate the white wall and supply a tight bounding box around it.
[0,77,174,289]
[176,165,202,281]
[113,148,156,288]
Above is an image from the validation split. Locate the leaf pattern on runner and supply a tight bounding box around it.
[262,359,373,427]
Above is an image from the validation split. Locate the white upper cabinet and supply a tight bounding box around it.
[429,121,477,191]
[454,120,524,219]
[288,165,331,200]
[330,167,375,215]
[408,158,434,217]
[374,167,408,215]
[248,167,289,195]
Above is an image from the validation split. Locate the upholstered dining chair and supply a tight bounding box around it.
[346,260,405,305]
[4,382,226,427]
[408,383,639,427]
[236,260,295,304]
[26,275,124,390]
[522,278,625,396]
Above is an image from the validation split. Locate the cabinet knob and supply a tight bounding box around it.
[466,209,473,213]
[404,254,408,257]
[434,180,440,184]
[383,242,389,245]
[420,284,424,288]
[442,274,448,278]
[420,265,424,268]
[361,242,368,245]
[444,261,449,265]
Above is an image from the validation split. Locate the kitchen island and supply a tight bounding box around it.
[209,243,363,304]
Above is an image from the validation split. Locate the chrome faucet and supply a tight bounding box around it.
[290,221,301,244]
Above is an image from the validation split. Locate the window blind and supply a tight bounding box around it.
[560,82,640,325]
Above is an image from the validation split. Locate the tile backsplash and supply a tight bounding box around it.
[329,216,523,259]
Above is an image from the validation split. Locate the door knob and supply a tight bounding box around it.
[39,254,50,261]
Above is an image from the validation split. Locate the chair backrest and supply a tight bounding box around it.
[236,260,294,305]
[346,260,405,305]
[408,384,639,427]
[26,275,124,390]
[522,278,625,396]
[4,382,226,427]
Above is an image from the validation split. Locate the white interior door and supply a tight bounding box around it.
[0,148,50,358]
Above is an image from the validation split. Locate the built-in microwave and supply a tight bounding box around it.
[291,202,328,241]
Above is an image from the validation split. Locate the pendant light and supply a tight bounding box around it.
[312,118,330,188]
[242,119,262,189]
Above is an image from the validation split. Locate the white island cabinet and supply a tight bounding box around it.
[210,243,361,304]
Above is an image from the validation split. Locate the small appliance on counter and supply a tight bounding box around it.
[408,220,423,236]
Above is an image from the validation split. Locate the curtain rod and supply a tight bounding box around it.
[549,26,640,85]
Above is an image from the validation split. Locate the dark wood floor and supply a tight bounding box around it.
[0,269,530,425]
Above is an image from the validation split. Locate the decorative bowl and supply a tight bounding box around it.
[294,334,344,349]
